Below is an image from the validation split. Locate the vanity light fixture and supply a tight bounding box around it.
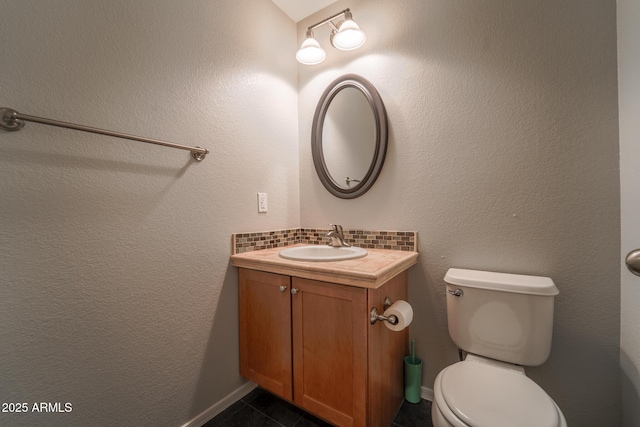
[296,8,366,65]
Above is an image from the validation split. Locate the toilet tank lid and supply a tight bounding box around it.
[444,268,559,296]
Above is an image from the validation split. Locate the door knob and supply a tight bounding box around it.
[626,249,640,277]
[279,285,287,293]
[291,288,299,295]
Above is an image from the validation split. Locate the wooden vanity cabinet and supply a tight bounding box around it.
[239,268,408,427]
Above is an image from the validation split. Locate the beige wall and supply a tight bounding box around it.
[297,0,620,426]
[0,1,622,426]
[618,0,640,425]
[0,1,299,426]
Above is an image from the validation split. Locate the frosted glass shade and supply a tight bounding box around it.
[296,36,326,65]
[331,19,366,51]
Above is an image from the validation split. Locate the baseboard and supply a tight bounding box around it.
[181,381,257,427]
[182,381,430,426]
[421,386,434,402]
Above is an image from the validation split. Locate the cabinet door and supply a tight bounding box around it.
[239,269,292,400]
[292,278,368,427]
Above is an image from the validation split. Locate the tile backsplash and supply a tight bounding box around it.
[232,228,417,254]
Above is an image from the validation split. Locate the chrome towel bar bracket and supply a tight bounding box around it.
[0,107,208,161]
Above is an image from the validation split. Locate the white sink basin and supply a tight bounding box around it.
[279,245,367,262]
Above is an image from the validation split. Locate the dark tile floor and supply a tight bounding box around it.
[203,387,433,427]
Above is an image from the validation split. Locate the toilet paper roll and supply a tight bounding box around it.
[383,300,413,331]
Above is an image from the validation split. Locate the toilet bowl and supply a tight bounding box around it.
[431,355,567,427]
[432,268,567,427]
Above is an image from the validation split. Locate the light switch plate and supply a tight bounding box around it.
[258,193,267,213]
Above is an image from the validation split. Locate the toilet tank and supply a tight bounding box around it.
[444,268,559,366]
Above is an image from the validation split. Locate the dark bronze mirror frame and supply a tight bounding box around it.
[311,74,388,199]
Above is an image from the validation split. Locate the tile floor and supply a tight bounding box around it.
[203,387,434,427]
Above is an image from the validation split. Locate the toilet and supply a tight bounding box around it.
[432,268,567,427]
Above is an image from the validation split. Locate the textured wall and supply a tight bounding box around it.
[297,1,620,425]
[618,0,640,425]
[0,1,298,426]
[0,1,622,426]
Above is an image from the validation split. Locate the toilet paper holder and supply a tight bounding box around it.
[370,297,399,325]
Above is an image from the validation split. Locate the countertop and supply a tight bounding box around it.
[230,244,419,289]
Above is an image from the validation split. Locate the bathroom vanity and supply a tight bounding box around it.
[231,246,418,427]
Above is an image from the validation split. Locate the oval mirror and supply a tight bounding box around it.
[312,74,388,199]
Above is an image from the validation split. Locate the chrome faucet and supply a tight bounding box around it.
[326,224,351,247]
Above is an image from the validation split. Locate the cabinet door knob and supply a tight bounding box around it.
[279,285,287,293]
[291,288,298,295]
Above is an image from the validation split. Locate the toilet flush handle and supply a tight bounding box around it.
[447,289,464,297]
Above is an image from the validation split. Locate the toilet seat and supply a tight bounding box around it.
[435,361,561,427]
